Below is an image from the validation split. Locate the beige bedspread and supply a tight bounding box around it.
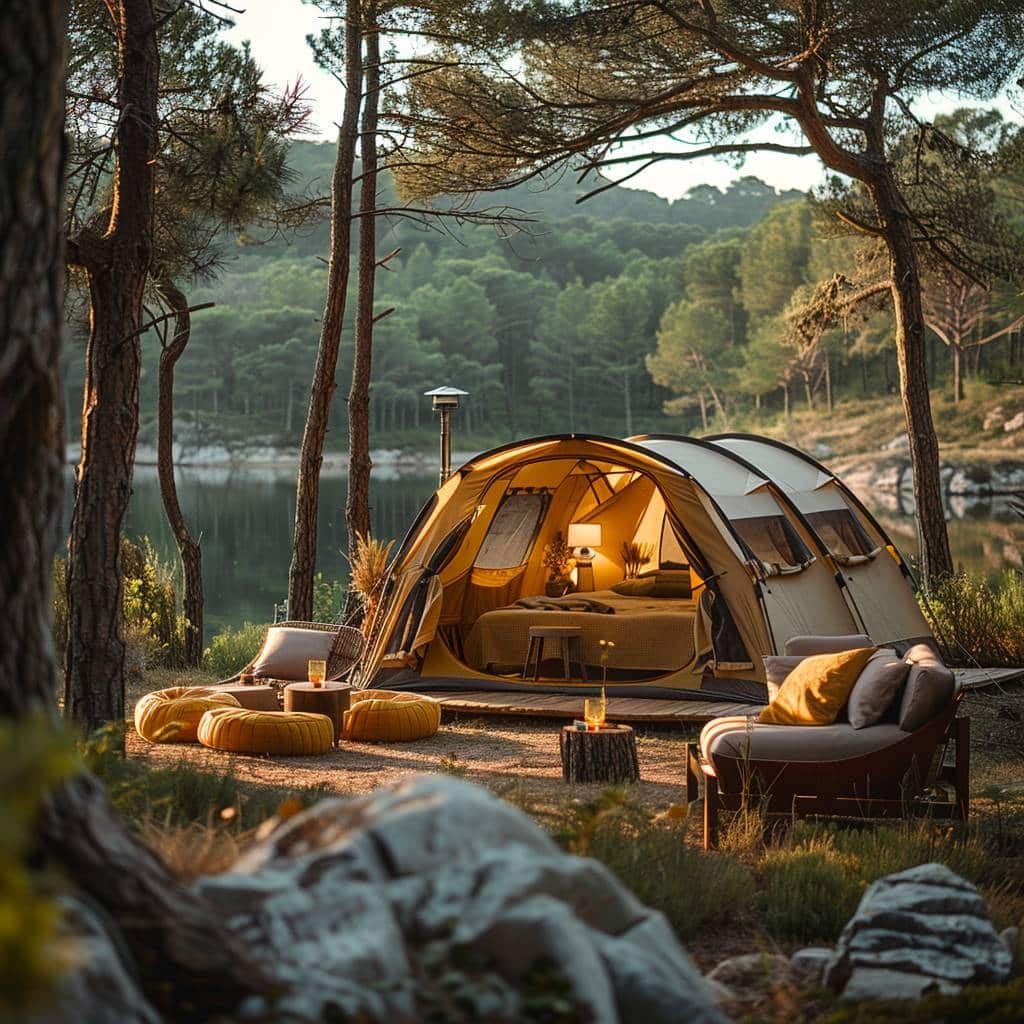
[464,590,697,673]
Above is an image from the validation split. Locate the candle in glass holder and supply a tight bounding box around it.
[583,696,606,730]
[308,659,327,688]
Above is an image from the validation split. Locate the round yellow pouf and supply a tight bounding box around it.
[342,689,441,743]
[197,707,334,756]
[134,686,241,743]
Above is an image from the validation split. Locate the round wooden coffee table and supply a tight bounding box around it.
[283,682,352,745]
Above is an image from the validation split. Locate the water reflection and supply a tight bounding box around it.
[61,465,436,642]
[856,488,1024,578]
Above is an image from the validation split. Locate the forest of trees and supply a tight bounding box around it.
[61,131,1023,453]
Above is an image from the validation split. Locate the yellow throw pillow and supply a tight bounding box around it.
[758,647,876,726]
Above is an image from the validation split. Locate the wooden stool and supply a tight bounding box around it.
[523,626,588,681]
[284,682,352,745]
[560,724,639,784]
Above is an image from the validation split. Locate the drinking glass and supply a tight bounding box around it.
[583,696,606,730]
[308,659,327,688]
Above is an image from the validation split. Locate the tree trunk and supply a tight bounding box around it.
[802,370,815,412]
[346,5,379,607]
[824,352,833,413]
[288,3,363,621]
[156,280,204,667]
[872,174,953,583]
[65,0,160,731]
[0,5,272,1015]
[952,343,964,403]
[698,392,708,430]
[0,0,67,711]
[782,383,790,419]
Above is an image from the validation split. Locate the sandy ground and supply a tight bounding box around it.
[128,670,1024,822]
[127,699,699,821]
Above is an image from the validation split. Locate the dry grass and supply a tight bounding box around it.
[346,531,395,608]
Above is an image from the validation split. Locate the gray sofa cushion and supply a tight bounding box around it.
[785,634,873,656]
[762,655,806,702]
[847,648,909,729]
[701,716,907,765]
[899,643,957,731]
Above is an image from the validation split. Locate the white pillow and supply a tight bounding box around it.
[251,626,335,681]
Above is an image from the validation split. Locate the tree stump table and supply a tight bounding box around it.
[284,682,352,746]
[559,725,640,784]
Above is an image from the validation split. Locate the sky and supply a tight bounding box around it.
[225,0,1023,202]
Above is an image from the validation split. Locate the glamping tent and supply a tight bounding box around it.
[708,434,933,648]
[360,433,932,701]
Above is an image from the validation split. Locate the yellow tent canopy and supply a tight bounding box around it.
[359,433,932,703]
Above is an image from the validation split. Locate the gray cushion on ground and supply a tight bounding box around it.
[899,643,956,732]
[784,634,872,656]
[701,716,907,766]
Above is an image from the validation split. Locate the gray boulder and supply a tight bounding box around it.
[826,863,1013,1000]
[196,774,724,1024]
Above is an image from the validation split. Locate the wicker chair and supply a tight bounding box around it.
[219,620,364,685]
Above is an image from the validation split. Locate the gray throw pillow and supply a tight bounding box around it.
[762,655,807,702]
[784,634,873,656]
[898,643,957,731]
[847,648,909,729]
[251,626,336,681]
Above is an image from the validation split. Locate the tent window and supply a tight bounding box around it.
[806,508,876,559]
[732,515,811,569]
[474,491,550,569]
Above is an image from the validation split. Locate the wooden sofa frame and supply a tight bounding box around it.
[686,694,969,850]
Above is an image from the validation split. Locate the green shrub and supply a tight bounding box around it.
[121,537,187,669]
[203,620,265,677]
[313,571,345,623]
[52,536,188,671]
[922,570,1024,667]
[0,717,78,1017]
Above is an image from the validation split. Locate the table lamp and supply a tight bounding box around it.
[568,523,601,591]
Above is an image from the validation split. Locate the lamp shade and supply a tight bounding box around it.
[567,523,602,550]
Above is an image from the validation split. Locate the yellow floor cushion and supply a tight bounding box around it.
[342,689,441,743]
[197,707,334,756]
[134,686,241,743]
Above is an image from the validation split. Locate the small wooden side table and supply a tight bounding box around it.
[284,682,352,745]
[523,626,588,681]
[560,724,639,784]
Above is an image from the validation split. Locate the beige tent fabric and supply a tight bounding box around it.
[711,437,931,648]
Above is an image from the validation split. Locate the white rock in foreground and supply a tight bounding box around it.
[825,863,1013,1000]
[196,775,724,1024]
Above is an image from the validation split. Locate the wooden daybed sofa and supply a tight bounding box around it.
[686,635,968,849]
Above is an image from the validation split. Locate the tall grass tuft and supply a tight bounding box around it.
[922,570,1024,667]
[346,532,395,626]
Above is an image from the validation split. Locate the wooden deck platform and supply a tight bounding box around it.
[433,690,763,724]
[953,666,1024,691]
[432,667,1024,725]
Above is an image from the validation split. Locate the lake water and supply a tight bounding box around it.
[62,463,1023,644]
